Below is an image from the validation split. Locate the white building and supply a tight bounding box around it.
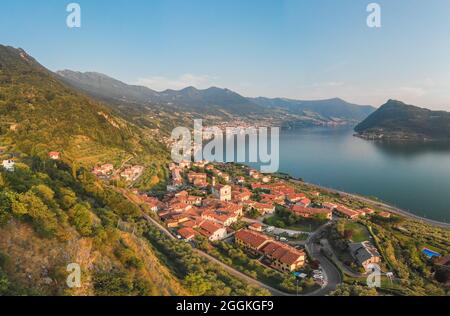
[212,184,232,201]
[2,160,15,172]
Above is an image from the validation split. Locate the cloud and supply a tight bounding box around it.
[396,86,427,98]
[136,73,218,91]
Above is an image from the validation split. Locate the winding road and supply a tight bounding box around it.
[304,223,342,296]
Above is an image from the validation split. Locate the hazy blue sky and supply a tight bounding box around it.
[1,0,450,109]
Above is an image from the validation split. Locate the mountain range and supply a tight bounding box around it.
[57,70,375,126]
[355,100,450,141]
[2,44,450,297]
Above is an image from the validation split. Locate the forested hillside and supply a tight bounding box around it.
[0,45,167,165]
[0,45,268,296]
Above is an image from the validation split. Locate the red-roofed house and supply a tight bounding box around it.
[48,151,60,160]
[286,193,306,203]
[360,208,375,215]
[186,195,202,206]
[378,211,391,218]
[235,230,271,254]
[252,202,276,215]
[296,198,311,207]
[248,222,263,232]
[334,205,360,219]
[178,227,197,241]
[260,241,306,272]
[141,195,159,212]
[236,230,306,272]
[233,190,252,202]
[201,210,239,227]
[291,206,332,220]
[198,221,227,241]
[169,202,192,213]
[323,202,338,210]
[187,172,208,187]
[92,164,114,176]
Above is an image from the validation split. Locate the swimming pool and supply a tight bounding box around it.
[422,248,441,258]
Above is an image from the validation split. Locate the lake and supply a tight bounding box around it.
[247,127,450,223]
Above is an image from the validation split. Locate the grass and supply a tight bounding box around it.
[65,135,128,167]
[343,275,403,293]
[344,221,371,242]
[264,214,324,233]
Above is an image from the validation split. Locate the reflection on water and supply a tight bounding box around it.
[248,127,450,223]
[371,139,450,156]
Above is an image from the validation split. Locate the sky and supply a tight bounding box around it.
[1,0,450,109]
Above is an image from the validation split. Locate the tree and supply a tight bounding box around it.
[68,203,95,237]
[343,229,353,240]
[331,284,378,296]
[184,272,212,295]
[0,173,5,188]
[16,191,59,236]
[58,187,77,209]
[0,268,10,295]
[31,184,55,203]
[0,192,12,226]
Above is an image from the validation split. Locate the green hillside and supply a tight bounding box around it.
[0,45,269,296]
[0,45,167,165]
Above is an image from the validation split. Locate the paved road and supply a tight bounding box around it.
[307,241,342,296]
[304,223,342,296]
[319,239,363,278]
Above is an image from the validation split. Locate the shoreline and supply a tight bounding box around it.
[353,132,450,143]
[289,179,450,229]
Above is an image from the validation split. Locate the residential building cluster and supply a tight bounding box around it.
[323,203,375,220]
[235,229,306,272]
[120,165,144,182]
[135,161,391,275]
[92,163,114,177]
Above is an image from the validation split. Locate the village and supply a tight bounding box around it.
[105,157,388,289]
[1,151,384,281]
[2,146,450,294]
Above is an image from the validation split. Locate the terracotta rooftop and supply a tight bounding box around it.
[235,230,271,249]
[178,227,197,239]
[292,205,331,216]
[199,221,223,234]
[260,241,305,265]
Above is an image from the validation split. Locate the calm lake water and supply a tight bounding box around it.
[247,127,450,223]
